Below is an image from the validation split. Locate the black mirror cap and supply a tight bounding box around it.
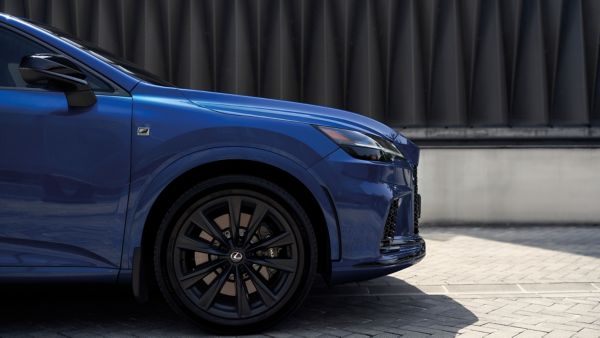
[19,53,97,108]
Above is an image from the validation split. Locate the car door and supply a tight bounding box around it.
[0,26,131,268]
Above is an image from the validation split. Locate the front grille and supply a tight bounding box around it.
[382,198,399,245]
[413,168,420,234]
[381,168,420,251]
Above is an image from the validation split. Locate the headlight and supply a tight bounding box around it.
[316,126,405,162]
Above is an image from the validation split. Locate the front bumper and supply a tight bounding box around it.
[342,235,425,283]
[310,146,425,284]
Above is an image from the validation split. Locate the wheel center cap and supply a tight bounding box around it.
[229,250,244,263]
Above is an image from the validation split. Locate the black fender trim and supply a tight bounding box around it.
[132,247,149,303]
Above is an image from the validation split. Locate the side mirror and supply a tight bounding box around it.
[19,53,96,108]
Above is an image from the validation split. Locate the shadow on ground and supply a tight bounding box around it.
[0,279,477,336]
[422,225,600,258]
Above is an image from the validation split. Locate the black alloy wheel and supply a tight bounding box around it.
[154,176,317,333]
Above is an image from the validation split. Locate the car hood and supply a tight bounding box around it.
[179,89,419,165]
[180,89,395,139]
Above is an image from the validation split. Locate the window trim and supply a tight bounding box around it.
[0,23,130,97]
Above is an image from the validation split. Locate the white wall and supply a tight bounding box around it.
[418,148,600,224]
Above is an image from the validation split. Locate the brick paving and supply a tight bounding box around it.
[0,226,599,337]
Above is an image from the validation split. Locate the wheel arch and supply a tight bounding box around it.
[124,148,339,298]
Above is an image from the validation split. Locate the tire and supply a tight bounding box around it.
[154,175,317,333]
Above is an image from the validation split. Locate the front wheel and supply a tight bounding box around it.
[154,175,317,333]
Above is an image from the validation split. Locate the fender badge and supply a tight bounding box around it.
[137,127,151,136]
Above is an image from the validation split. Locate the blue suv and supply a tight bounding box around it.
[0,13,424,333]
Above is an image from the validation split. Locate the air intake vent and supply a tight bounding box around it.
[382,198,399,245]
[413,168,420,234]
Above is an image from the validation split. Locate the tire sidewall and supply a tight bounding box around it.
[154,175,317,332]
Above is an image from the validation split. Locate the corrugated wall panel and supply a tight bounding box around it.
[1,0,599,128]
[552,0,588,125]
[470,0,508,126]
[511,0,549,126]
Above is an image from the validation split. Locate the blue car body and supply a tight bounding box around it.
[0,13,424,286]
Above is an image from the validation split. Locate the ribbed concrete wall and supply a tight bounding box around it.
[2,0,600,128]
[419,148,600,224]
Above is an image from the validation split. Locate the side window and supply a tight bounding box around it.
[0,27,113,92]
[0,27,50,87]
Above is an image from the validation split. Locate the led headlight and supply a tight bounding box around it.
[316,126,405,162]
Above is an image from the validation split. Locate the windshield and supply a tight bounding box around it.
[27,19,173,87]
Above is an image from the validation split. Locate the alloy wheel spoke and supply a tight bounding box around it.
[174,194,300,318]
[246,265,276,307]
[242,203,268,247]
[198,264,232,309]
[247,232,294,252]
[235,265,251,317]
[228,196,242,245]
[179,259,227,289]
[176,235,227,256]
[246,257,296,273]
[190,211,229,247]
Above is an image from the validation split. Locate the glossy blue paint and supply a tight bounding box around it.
[0,89,131,268]
[0,12,424,284]
[0,267,118,283]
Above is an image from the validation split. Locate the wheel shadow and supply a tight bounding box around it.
[423,225,600,258]
[273,276,478,336]
[0,278,478,337]
[0,284,202,336]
